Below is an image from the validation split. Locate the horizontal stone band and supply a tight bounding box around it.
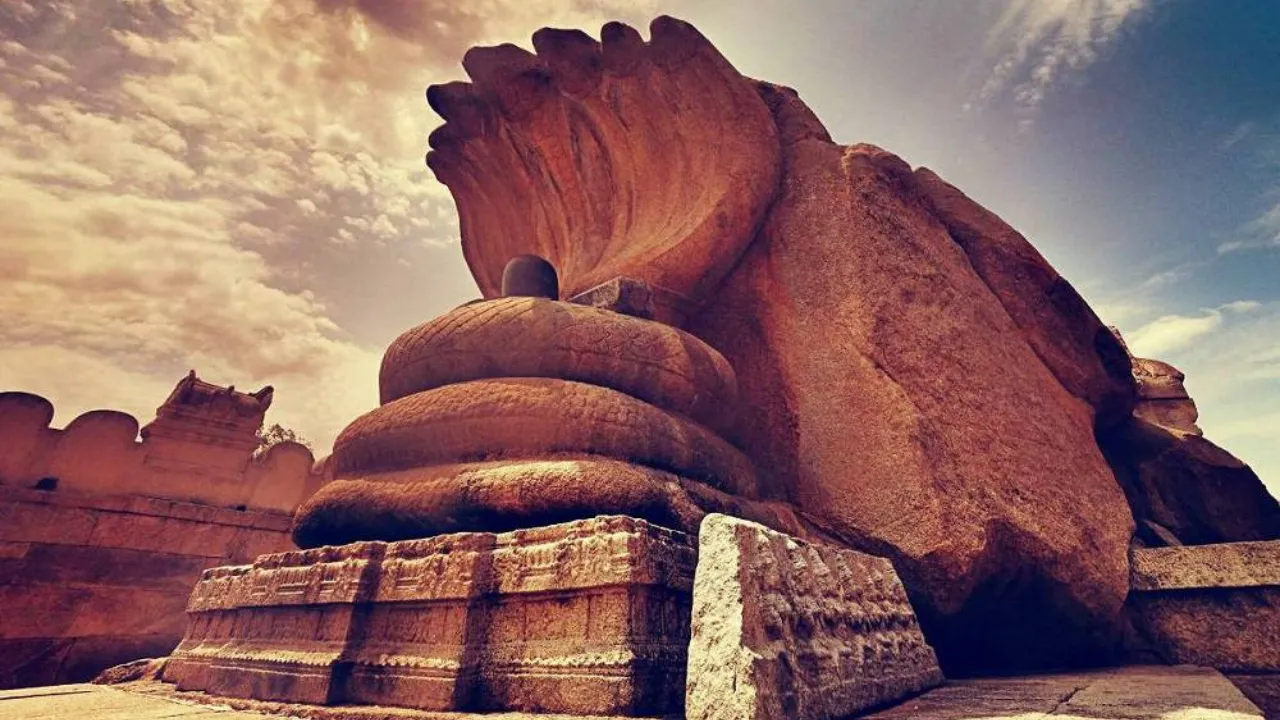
[331,378,759,498]
[378,297,738,430]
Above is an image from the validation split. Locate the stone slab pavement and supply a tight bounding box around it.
[863,665,1264,720]
[0,665,1265,720]
[0,683,283,719]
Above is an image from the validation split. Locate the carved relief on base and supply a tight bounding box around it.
[163,516,695,716]
[686,514,943,720]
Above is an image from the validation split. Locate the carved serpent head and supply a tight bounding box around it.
[426,16,783,314]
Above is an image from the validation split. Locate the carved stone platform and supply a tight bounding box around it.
[686,514,943,720]
[162,516,695,716]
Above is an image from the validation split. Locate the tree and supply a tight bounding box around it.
[253,423,312,459]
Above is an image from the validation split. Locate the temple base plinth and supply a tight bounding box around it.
[162,516,695,716]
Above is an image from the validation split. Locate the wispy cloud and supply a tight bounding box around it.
[0,0,660,450]
[1124,299,1261,358]
[1219,199,1280,254]
[1220,121,1257,151]
[978,0,1151,113]
[1142,301,1280,493]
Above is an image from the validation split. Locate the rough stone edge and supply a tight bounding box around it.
[1131,541,1280,591]
[686,513,943,720]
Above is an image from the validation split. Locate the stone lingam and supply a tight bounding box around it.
[144,11,1280,720]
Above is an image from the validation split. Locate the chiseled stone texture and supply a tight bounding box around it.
[0,484,294,690]
[686,514,941,720]
[165,516,695,716]
[1129,542,1280,673]
[1131,542,1280,591]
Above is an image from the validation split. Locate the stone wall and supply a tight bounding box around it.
[0,388,324,514]
[0,484,294,688]
[0,378,326,688]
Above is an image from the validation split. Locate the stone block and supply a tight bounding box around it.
[2,544,212,591]
[1131,541,1280,591]
[686,514,942,720]
[164,516,695,716]
[1130,542,1280,673]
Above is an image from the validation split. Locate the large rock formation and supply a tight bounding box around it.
[1129,542,1280,672]
[688,139,1135,673]
[423,16,1146,674]
[1102,334,1280,547]
[1130,356,1202,435]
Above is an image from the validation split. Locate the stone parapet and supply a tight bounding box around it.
[164,516,695,716]
[0,384,325,514]
[686,514,942,720]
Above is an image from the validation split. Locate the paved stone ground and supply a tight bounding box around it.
[0,666,1265,720]
[864,666,1263,720]
[0,683,281,719]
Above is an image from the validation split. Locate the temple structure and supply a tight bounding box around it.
[10,13,1280,720]
[0,373,326,688]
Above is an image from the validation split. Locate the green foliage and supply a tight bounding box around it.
[253,422,312,459]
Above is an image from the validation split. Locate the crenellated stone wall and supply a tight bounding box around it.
[0,374,328,689]
[0,381,324,514]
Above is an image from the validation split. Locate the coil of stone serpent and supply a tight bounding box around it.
[292,254,816,548]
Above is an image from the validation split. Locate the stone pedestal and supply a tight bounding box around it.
[163,516,695,716]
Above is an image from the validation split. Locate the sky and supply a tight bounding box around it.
[1,0,1277,495]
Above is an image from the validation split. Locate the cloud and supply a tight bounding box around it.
[1220,121,1257,151]
[1219,199,1280,253]
[979,0,1151,113]
[1125,309,1225,358]
[0,0,663,452]
[1221,299,1263,314]
[1145,301,1280,495]
[1123,300,1261,358]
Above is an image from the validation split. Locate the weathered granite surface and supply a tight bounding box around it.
[165,516,695,717]
[1103,333,1280,548]
[686,515,941,720]
[688,137,1135,673]
[1131,356,1203,435]
[1131,542,1280,590]
[1129,542,1280,673]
